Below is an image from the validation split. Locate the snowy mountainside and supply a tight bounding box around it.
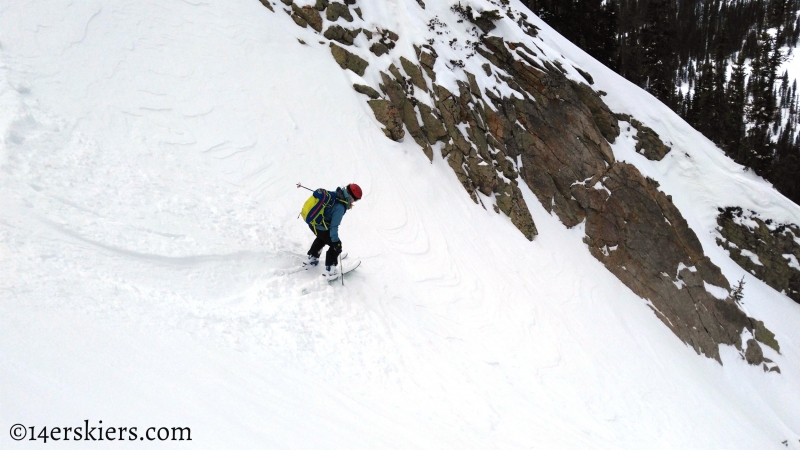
[287,0,791,362]
[1,0,800,449]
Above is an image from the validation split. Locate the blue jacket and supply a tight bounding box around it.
[316,187,351,242]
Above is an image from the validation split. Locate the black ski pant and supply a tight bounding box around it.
[307,227,342,266]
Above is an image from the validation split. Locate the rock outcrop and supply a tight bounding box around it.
[367,99,404,141]
[326,2,353,22]
[473,35,772,362]
[717,207,800,304]
[615,114,672,161]
[369,29,399,57]
[583,162,749,360]
[291,4,323,32]
[266,0,780,367]
[353,83,380,99]
[258,0,274,12]
[329,43,368,76]
[324,25,360,46]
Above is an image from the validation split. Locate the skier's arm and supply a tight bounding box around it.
[329,205,345,242]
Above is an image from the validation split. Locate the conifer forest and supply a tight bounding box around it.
[525,0,800,205]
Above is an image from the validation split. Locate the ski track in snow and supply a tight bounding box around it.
[1,0,800,448]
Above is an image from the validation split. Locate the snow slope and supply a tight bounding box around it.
[1,0,800,448]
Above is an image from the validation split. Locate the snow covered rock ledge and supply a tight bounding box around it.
[717,207,800,304]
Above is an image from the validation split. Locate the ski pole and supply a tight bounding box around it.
[297,183,312,220]
[340,253,343,286]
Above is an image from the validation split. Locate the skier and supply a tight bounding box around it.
[306,183,362,279]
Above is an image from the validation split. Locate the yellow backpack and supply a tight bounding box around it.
[300,188,336,232]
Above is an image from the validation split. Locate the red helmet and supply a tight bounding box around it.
[347,183,362,201]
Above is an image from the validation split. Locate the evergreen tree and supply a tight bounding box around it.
[594,0,620,70]
[725,52,748,162]
[772,124,800,203]
[688,58,715,133]
[745,31,779,174]
[640,0,678,106]
[522,0,619,69]
[526,0,800,206]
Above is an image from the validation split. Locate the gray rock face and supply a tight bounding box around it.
[291,13,307,28]
[473,10,501,33]
[369,42,390,57]
[418,103,447,144]
[745,339,765,365]
[400,57,428,93]
[353,84,380,99]
[572,82,619,143]
[614,114,671,160]
[753,319,780,353]
[292,4,322,32]
[583,162,752,361]
[478,37,616,228]
[419,49,437,81]
[451,4,501,33]
[632,121,671,160]
[379,69,434,160]
[258,0,274,12]
[329,43,368,76]
[369,29,398,57]
[473,35,774,363]
[326,2,353,22]
[367,100,404,140]
[361,51,537,236]
[615,114,671,161]
[324,25,360,46]
[716,207,800,304]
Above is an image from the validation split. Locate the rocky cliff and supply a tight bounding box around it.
[717,207,800,306]
[257,0,782,367]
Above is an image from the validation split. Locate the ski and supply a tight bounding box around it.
[324,259,360,282]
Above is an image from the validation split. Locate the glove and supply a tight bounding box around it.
[330,241,342,252]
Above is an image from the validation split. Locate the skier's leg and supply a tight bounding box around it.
[307,228,329,258]
[325,241,342,267]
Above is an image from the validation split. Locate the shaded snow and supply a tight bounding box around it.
[704,282,731,300]
[784,254,800,271]
[741,249,765,266]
